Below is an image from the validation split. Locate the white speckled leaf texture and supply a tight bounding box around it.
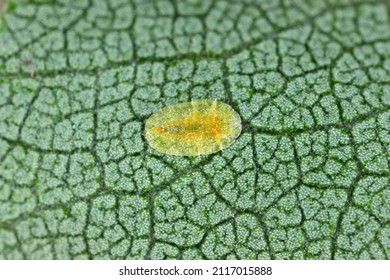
[0,0,389,259]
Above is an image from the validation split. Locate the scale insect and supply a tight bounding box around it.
[145,100,242,156]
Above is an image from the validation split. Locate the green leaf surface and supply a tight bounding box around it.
[0,0,389,260]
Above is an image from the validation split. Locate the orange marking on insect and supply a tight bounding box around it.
[155,127,165,134]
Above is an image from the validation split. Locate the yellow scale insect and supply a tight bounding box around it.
[145,100,242,156]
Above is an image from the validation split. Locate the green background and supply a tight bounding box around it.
[0,0,389,259]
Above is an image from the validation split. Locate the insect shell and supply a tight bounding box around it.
[145,100,242,156]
